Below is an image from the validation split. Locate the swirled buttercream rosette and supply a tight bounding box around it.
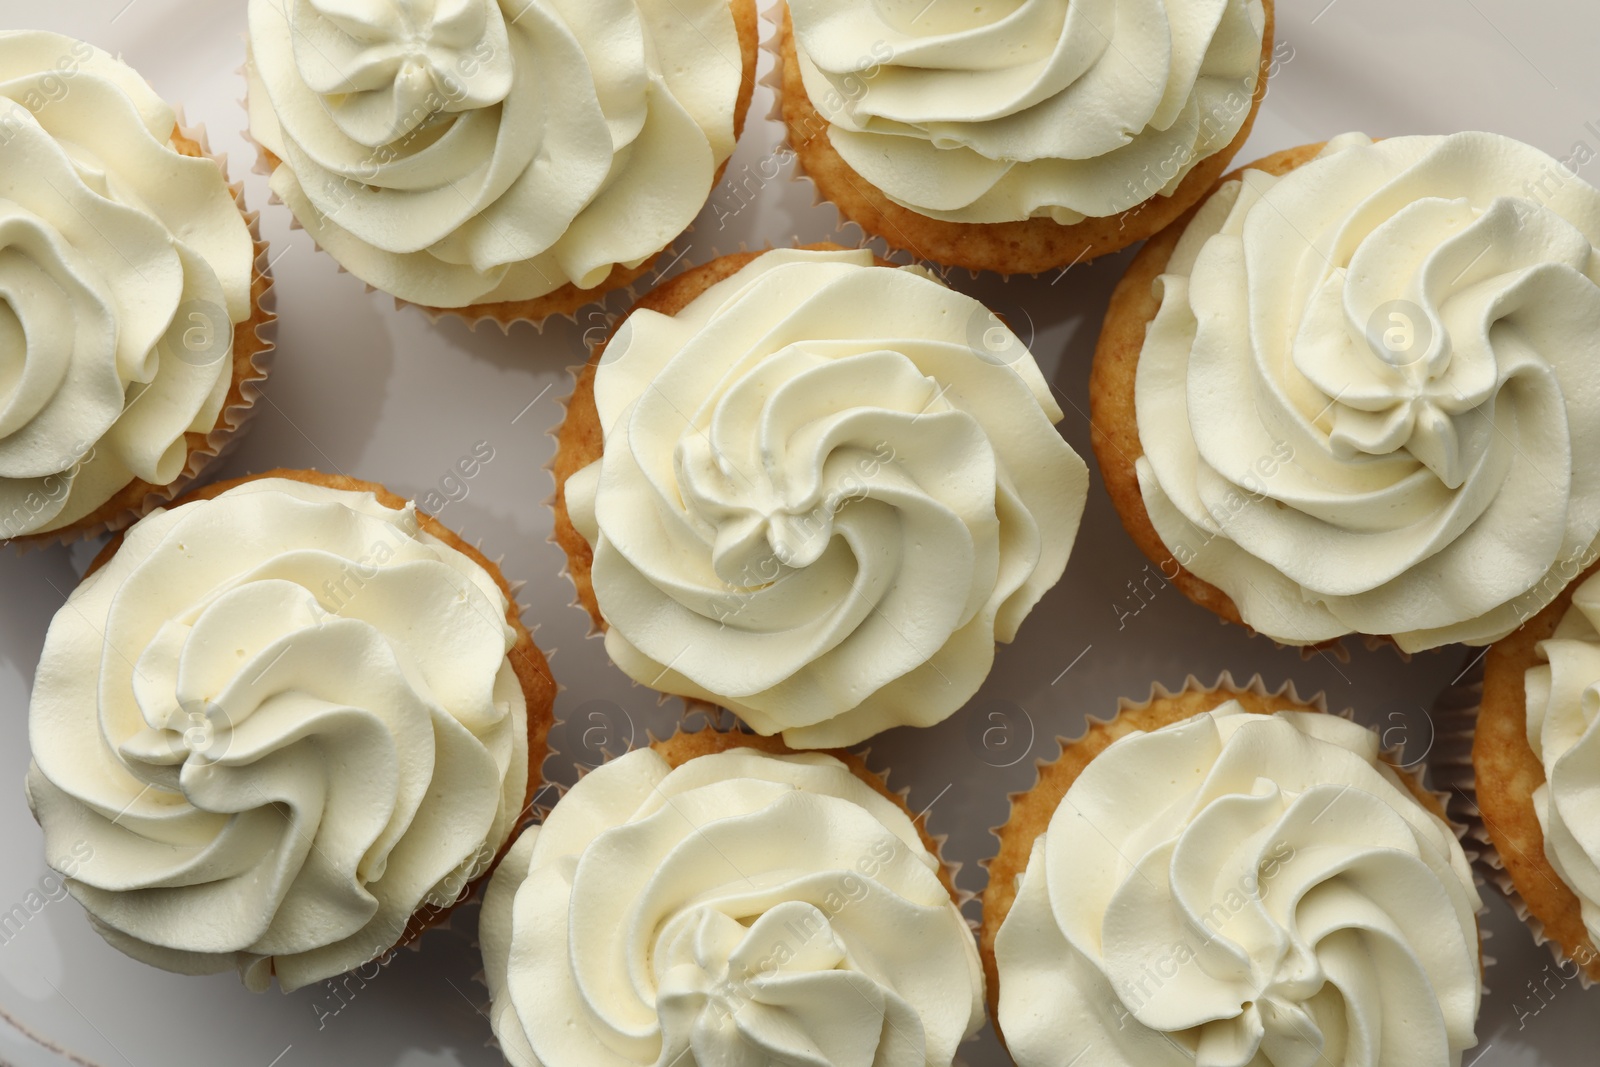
[26,469,556,992]
[0,31,275,547]
[1465,558,1600,986]
[551,245,1088,748]
[982,674,1483,1067]
[244,0,757,328]
[1092,132,1600,651]
[480,727,984,1067]
[771,0,1278,272]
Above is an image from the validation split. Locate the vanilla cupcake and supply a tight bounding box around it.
[776,0,1278,273]
[1472,561,1600,983]
[0,31,272,545]
[245,0,757,326]
[1091,132,1600,650]
[552,246,1088,748]
[26,470,555,992]
[983,678,1483,1065]
[481,729,983,1066]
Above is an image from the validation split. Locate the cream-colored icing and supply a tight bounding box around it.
[565,247,1087,747]
[789,0,1267,223]
[246,0,743,306]
[0,31,254,538]
[1135,132,1600,649]
[26,478,530,991]
[995,702,1482,1066]
[480,746,983,1066]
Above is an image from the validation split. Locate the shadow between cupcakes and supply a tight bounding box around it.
[771,0,1277,275]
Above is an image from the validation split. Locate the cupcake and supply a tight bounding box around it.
[1472,560,1600,983]
[25,469,556,992]
[775,0,1278,274]
[244,0,758,326]
[983,677,1483,1065]
[0,31,273,545]
[552,245,1088,748]
[1091,132,1600,651]
[480,728,983,1066]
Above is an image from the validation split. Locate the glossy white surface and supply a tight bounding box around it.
[0,1,1594,1064]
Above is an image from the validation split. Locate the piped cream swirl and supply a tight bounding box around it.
[995,702,1482,1066]
[245,0,744,306]
[1135,132,1600,649]
[0,31,255,538]
[26,478,530,991]
[789,0,1267,223]
[480,746,983,1067]
[565,248,1088,748]
[1524,571,1600,947]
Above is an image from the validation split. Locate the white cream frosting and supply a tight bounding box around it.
[995,702,1482,1066]
[1524,571,1600,948]
[0,31,255,539]
[26,478,530,992]
[565,248,1087,748]
[481,746,983,1067]
[789,0,1266,224]
[1134,131,1600,650]
[245,0,743,307]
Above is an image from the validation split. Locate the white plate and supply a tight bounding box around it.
[0,1,1593,1064]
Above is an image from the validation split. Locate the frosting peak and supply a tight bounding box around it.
[1133,132,1600,649]
[246,0,745,306]
[26,478,532,991]
[995,702,1482,1066]
[789,0,1268,223]
[295,0,515,147]
[0,31,256,538]
[480,746,984,1067]
[565,248,1088,748]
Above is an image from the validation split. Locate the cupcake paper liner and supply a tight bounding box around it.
[1437,653,1600,989]
[8,113,276,552]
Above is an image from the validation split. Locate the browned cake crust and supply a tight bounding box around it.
[1087,141,1330,636]
[85,467,558,962]
[650,727,962,905]
[1475,561,1600,983]
[979,678,1454,1046]
[9,125,276,547]
[774,0,1275,274]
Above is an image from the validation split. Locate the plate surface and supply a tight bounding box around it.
[0,1,1594,1064]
